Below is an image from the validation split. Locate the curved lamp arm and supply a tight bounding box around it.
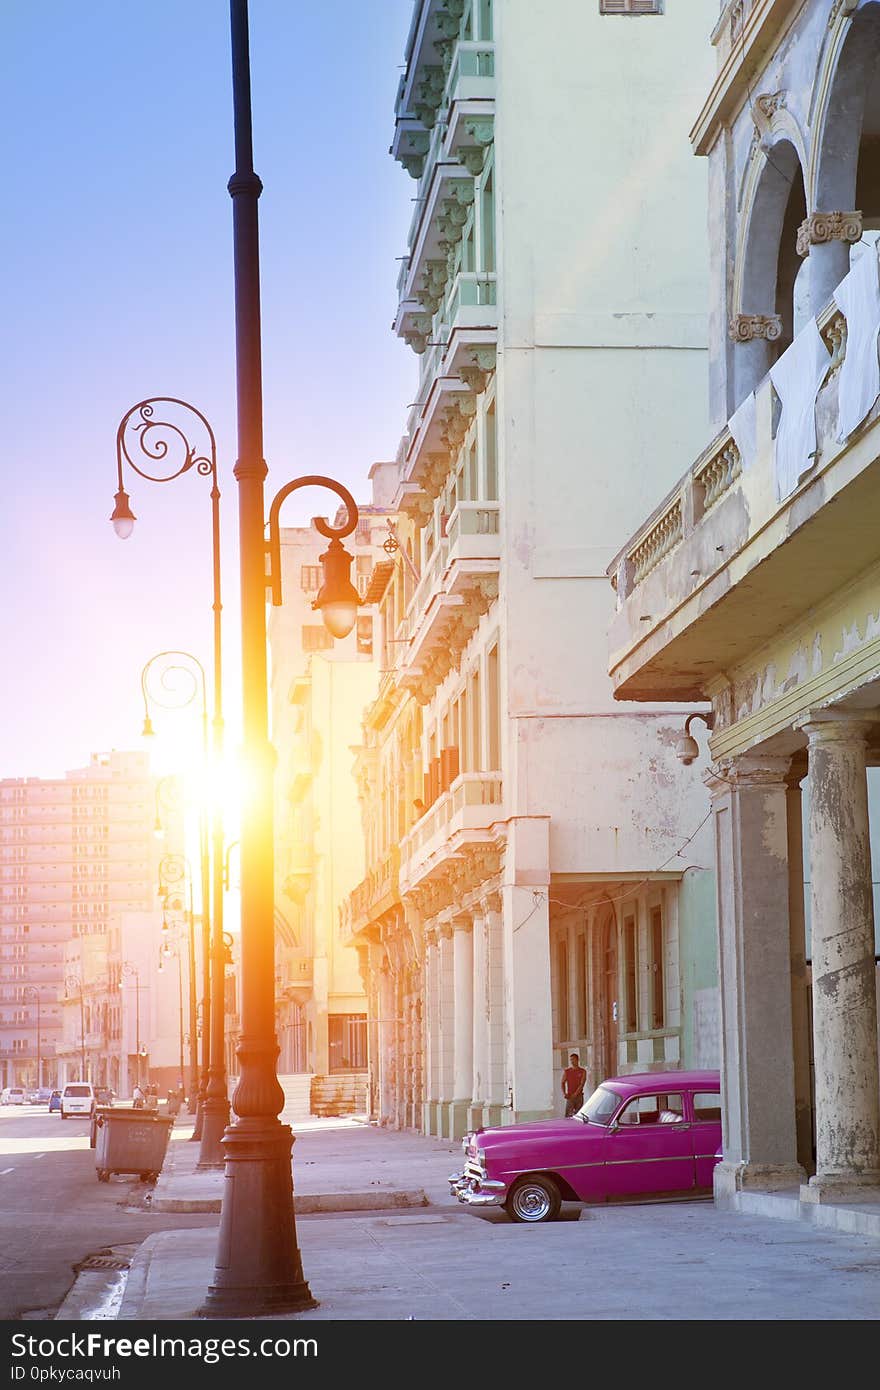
[112,397,218,540]
[141,650,208,738]
[265,475,359,612]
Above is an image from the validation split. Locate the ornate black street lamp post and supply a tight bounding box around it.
[22,985,41,1091]
[64,975,86,1081]
[114,394,230,1165]
[141,652,215,1143]
[159,854,200,1120]
[199,0,361,1318]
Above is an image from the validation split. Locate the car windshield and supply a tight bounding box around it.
[65,1085,91,1097]
[576,1085,622,1126]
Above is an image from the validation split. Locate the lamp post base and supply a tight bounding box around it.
[197,1096,231,1168]
[197,1116,315,1318]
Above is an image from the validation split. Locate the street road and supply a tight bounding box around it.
[0,1106,218,1320]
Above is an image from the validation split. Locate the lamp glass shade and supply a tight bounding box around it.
[320,599,358,639]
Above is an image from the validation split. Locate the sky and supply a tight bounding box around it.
[0,0,415,783]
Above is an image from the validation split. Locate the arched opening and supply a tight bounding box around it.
[737,140,808,404]
[813,3,880,305]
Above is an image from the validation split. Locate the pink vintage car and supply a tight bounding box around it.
[449,1069,722,1223]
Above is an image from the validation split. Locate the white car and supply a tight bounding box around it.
[1,1087,26,1106]
[60,1082,95,1119]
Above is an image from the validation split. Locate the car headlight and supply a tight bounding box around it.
[476,1147,485,1166]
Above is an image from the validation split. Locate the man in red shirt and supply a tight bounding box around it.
[562,1053,588,1117]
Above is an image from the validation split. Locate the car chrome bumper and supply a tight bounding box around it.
[448,1171,507,1208]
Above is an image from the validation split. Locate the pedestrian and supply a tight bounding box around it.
[561,1052,588,1117]
[132,1081,145,1109]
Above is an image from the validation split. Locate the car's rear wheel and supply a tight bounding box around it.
[505,1175,562,1223]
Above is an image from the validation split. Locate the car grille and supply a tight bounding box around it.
[464,1157,486,1183]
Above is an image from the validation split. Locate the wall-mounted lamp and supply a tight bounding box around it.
[675,711,715,766]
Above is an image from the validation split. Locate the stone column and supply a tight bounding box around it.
[708,755,805,1203]
[423,927,440,1135]
[799,715,880,1200]
[502,818,554,1123]
[785,760,814,1174]
[483,893,507,1126]
[469,905,488,1131]
[437,920,456,1138]
[449,916,474,1139]
[378,965,395,1126]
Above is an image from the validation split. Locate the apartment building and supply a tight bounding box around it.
[609,0,880,1212]
[0,750,169,1093]
[342,0,718,1139]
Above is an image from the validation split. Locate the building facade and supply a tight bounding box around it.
[609,0,880,1208]
[268,485,394,1107]
[0,750,170,1095]
[342,0,719,1139]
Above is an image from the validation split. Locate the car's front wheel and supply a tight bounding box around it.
[505,1174,562,1223]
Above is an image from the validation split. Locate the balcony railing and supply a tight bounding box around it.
[399,772,503,888]
[608,285,880,705]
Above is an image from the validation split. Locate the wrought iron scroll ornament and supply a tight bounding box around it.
[112,396,219,534]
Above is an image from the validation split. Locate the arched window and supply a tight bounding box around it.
[735,140,808,405]
[812,3,880,307]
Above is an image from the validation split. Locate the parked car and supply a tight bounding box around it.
[48,1090,62,1113]
[59,1082,95,1120]
[449,1069,722,1223]
[35,1087,53,1105]
[0,1087,26,1106]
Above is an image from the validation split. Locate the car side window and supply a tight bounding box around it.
[692,1091,721,1123]
[617,1093,684,1126]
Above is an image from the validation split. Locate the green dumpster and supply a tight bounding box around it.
[94,1106,174,1183]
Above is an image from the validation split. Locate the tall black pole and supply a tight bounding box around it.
[200,0,313,1315]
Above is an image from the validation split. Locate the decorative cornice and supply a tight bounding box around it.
[796,210,862,258]
[729,312,782,342]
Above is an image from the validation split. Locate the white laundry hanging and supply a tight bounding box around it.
[769,318,831,502]
[833,245,880,442]
[728,391,758,474]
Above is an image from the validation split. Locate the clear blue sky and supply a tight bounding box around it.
[0,0,415,779]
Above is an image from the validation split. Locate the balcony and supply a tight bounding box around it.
[399,772,504,893]
[608,293,880,743]
[342,847,401,945]
[393,502,499,703]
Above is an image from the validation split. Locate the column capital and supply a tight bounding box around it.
[796,710,878,746]
[481,890,503,914]
[704,751,793,795]
[452,914,473,934]
[729,313,782,342]
[796,210,862,257]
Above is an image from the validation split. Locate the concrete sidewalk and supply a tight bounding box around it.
[61,1115,880,1321]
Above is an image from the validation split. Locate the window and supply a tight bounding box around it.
[623,915,637,1030]
[617,1093,683,1126]
[328,1013,367,1071]
[300,565,321,593]
[576,935,587,1037]
[356,615,373,657]
[600,0,663,13]
[650,906,665,1029]
[301,625,333,653]
[693,1092,721,1123]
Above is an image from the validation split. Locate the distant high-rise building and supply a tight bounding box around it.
[0,750,173,1093]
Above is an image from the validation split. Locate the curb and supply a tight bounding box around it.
[151,1187,429,1215]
